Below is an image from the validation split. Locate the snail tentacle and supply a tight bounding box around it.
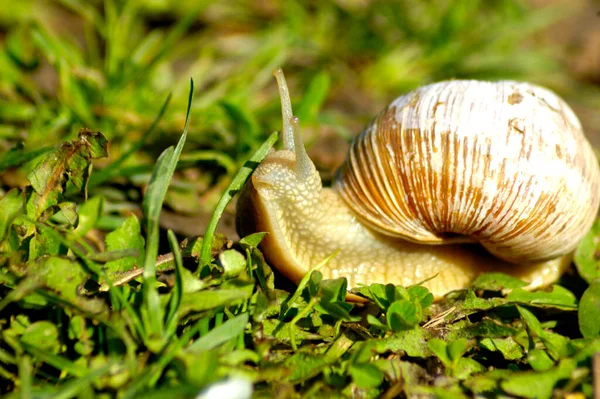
[273,68,312,180]
[290,116,312,179]
[273,68,295,151]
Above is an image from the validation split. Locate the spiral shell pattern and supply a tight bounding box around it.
[335,80,600,263]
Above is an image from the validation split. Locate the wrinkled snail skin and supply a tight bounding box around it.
[236,70,600,299]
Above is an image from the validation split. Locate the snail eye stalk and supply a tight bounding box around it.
[273,68,312,180]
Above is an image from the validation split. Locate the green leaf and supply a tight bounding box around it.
[453,357,485,379]
[81,130,108,158]
[104,215,145,275]
[540,331,570,361]
[25,129,108,220]
[178,287,253,317]
[355,283,392,310]
[463,376,498,394]
[463,369,513,394]
[517,306,569,360]
[28,226,67,258]
[500,358,576,399]
[181,234,229,260]
[319,277,348,302]
[427,338,476,378]
[478,337,524,360]
[176,351,219,388]
[459,289,506,311]
[408,285,434,309]
[260,319,324,344]
[218,249,247,279]
[73,196,103,237]
[428,338,450,367]
[356,283,418,312]
[349,363,384,389]
[316,300,358,322]
[68,316,94,356]
[448,318,518,341]
[24,256,104,313]
[372,358,426,389]
[579,282,600,339]
[387,299,421,331]
[0,189,23,242]
[352,341,376,364]
[283,352,331,383]
[572,337,600,362]
[281,251,339,317]
[367,314,388,331]
[448,338,469,362]
[307,270,323,298]
[187,313,249,352]
[471,272,527,291]
[374,328,431,357]
[528,349,554,371]
[56,201,78,226]
[238,232,267,248]
[574,219,600,283]
[506,285,578,309]
[20,321,60,354]
[517,305,543,336]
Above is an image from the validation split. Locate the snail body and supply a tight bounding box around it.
[236,70,600,298]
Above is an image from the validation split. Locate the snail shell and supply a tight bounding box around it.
[336,80,600,264]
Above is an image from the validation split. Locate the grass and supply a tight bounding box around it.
[1,0,600,397]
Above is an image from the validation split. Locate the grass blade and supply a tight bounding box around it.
[122,317,206,397]
[20,343,87,378]
[141,79,194,343]
[198,131,278,266]
[51,362,115,399]
[187,313,249,352]
[164,230,184,338]
[18,356,32,399]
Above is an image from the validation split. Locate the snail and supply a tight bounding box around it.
[236,69,600,299]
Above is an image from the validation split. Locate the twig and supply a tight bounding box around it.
[423,306,456,329]
[98,253,175,292]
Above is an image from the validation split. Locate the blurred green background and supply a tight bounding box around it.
[1,0,599,238]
